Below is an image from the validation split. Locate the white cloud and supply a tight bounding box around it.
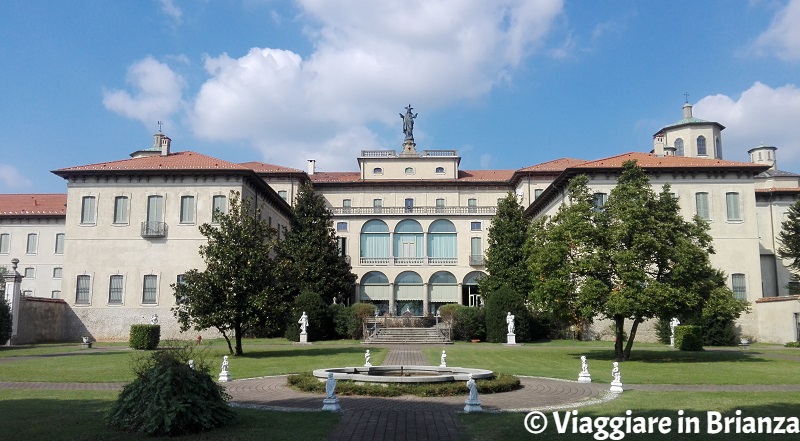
[0,164,33,189]
[103,57,186,129]
[186,0,564,170]
[159,0,182,24]
[748,0,800,61]
[694,82,800,168]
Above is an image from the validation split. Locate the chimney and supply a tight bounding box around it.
[160,134,171,156]
[307,159,316,175]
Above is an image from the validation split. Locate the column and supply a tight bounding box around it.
[457,283,463,305]
[388,282,395,316]
[3,258,22,345]
[422,282,429,316]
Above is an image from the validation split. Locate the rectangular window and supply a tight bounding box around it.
[22,290,32,297]
[405,198,414,213]
[53,267,62,279]
[109,275,123,304]
[142,274,158,304]
[470,221,481,231]
[343,199,352,213]
[212,195,227,222]
[0,233,9,254]
[24,267,34,278]
[278,190,288,201]
[176,274,185,285]
[373,199,382,213]
[76,275,90,304]
[336,221,348,232]
[695,192,710,220]
[726,192,741,221]
[147,195,163,223]
[470,237,483,265]
[336,237,347,257]
[467,198,477,213]
[113,196,128,224]
[731,273,746,301]
[534,189,544,200]
[593,193,607,212]
[436,198,445,207]
[54,233,65,254]
[180,195,195,223]
[81,196,96,224]
[51,290,61,299]
[26,233,38,254]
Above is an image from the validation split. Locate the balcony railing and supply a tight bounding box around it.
[469,255,485,266]
[332,206,496,216]
[359,257,457,266]
[141,221,168,238]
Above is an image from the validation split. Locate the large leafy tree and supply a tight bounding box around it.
[276,183,355,304]
[480,192,531,300]
[172,192,289,355]
[529,161,745,360]
[778,199,800,285]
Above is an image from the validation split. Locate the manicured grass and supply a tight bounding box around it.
[0,341,387,382]
[423,342,800,384]
[461,391,800,440]
[0,390,339,441]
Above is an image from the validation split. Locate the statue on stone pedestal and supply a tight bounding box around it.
[670,317,680,337]
[581,356,588,374]
[506,312,515,334]
[610,361,623,392]
[440,350,447,367]
[466,373,478,401]
[578,355,592,383]
[364,349,372,367]
[298,311,309,334]
[221,355,229,374]
[325,372,337,399]
[400,104,418,141]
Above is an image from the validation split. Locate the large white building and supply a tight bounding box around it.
[2,103,799,343]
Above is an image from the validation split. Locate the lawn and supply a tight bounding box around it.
[1,339,798,440]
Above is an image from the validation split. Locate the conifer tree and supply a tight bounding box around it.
[480,192,531,301]
[277,184,356,305]
[778,199,800,287]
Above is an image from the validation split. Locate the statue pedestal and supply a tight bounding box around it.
[299,333,308,344]
[364,362,372,367]
[218,371,231,382]
[506,333,516,345]
[578,373,592,383]
[670,337,675,347]
[322,397,341,412]
[610,380,623,393]
[464,399,483,413]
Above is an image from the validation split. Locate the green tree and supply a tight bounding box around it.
[484,285,530,342]
[480,192,531,300]
[284,290,333,342]
[172,192,288,355]
[0,296,11,345]
[277,184,355,304]
[778,199,800,285]
[528,161,745,360]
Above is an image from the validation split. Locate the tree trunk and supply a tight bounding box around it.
[234,322,243,356]
[219,328,234,355]
[623,317,642,360]
[614,315,625,361]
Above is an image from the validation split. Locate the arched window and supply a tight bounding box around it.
[360,220,389,264]
[435,166,445,174]
[463,271,486,307]
[674,138,684,156]
[429,271,458,303]
[404,167,415,175]
[394,220,423,262]
[715,137,722,159]
[395,271,423,313]
[360,271,389,301]
[427,220,457,264]
[373,167,383,175]
[697,136,707,156]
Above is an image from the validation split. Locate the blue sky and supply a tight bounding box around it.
[3,0,800,194]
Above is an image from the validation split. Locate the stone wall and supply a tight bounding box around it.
[64,305,222,342]
[16,297,69,344]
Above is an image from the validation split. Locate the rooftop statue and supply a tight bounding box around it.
[400,104,418,141]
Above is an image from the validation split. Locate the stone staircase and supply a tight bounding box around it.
[365,326,451,344]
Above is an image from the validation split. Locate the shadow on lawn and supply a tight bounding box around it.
[238,346,376,359]
[569,349,770,364]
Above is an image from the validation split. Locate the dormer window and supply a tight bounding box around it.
[404,167,415,175]
[373,167,383,175]
[435,167,445,174]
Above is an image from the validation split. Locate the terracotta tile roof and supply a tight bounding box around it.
[309,172,362,183]
[755,295,800,303]
[573,152,765,170]
[457,170,516,181]
[0,194,66,216]
[517,158,587,172]
[241,161,305,174]
[53,151,250,174]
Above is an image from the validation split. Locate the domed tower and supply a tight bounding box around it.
[652,99,725,159]
[748,143,778,171]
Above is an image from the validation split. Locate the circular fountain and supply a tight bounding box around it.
[312,366,494,384]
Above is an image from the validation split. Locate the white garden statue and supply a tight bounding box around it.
[218,355,231,382]
[463,373,482,412]
[578,355,592,383]
[298,311,309,334]
[610,361,623,392]
[364,349,372,367]
[322,372,341,411]
[439,350,447,368]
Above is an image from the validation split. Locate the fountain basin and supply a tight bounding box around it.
[312,366,494,384]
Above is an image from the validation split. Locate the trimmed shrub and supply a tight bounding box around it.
[784,341,800,348]
[107,343,234,436]
[129,324,160,350]
[0,297,11,345]
[287,372,520,397]
[447,305,485,341]
[674,325,703,351]
[483,285,530,343]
